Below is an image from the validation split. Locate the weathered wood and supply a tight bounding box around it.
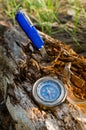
[0,26,86,130]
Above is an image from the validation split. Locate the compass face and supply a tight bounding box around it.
[32,77,66,109]
[37,80,61,102]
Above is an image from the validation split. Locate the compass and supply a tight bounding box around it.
[32,77,67,109]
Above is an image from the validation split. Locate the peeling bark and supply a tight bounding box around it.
[0,26,86,130]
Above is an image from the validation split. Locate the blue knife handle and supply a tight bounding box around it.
[15,11,44,49]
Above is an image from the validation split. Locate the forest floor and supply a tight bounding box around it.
[51,1,86,56]
[0,1,86,130]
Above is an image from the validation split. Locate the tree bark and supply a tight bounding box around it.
[0,26,86,130]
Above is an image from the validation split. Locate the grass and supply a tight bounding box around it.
[68,0,81,34]
[23,0,60,34]
[0,0,86,45]
[3,0,60,34]
[4,0,20,24]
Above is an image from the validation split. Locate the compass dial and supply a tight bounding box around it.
[32,77,67,109]
[37,81,61,102]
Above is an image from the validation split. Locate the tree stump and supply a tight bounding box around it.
[0,25,86,130]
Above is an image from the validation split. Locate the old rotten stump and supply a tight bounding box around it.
[0,25,86,130]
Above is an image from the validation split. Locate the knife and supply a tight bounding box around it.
[15,10,47,58]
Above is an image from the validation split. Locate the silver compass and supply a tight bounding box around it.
[32,77,67,109]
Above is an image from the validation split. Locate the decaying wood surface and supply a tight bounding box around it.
[0,25,86,130]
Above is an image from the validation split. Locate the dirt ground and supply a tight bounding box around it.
[51,1,86,56]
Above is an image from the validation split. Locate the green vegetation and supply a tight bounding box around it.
[66,0,82,45]
[3,0,60,33]
[4,0,20,24]
[0,0,86,45]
